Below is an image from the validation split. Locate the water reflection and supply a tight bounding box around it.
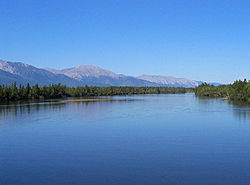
[0,102,65,115]
[0,95,250,185]
[0,101,65,126]
[64,101,123,118]
[195,96,249,121]
[230,104,250,121]
[0,96,249,126]
[0,99,137,126]
[195,96,226,105]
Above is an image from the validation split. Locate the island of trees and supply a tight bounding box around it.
[195,79,250,103]
[0,83,193,102]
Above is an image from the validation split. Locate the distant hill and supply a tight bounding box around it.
[0,69,27,85]
[0,59,220,87]
[45,65,156,86]
[0,60,79,86]
[45,65,120,79]
[137,75,199,88]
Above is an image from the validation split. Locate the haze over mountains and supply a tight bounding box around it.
[138,75,200,87]
[0,59,210,87]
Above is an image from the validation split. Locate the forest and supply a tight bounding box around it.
[1,80,249,103]
[0,82,193,102]
[195,79,250,103]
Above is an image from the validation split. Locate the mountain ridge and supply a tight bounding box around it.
[137,75,200,87]
[45,65,121,79]
[0,59,217,87]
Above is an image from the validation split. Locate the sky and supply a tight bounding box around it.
[0,0,249,83]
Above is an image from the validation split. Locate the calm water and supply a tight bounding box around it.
[0,94,249,185]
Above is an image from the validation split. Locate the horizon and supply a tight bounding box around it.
[1,0,250,83]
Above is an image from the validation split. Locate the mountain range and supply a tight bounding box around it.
[0,59,216,87]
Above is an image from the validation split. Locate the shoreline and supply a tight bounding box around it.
[60,98,114,102]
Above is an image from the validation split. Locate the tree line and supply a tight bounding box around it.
[0,82,194,102]
[195,79,250,103]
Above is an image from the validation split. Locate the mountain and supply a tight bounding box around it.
[137,75,199,88]
[0,60,79,86]
[0,69,27,85]
[0,60,156,87]
[45,65,120,79]
[209,82,223,86]
[0,59,217,87]
[45,65,157,86]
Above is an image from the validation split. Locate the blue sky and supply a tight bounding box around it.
[0,0,249,83]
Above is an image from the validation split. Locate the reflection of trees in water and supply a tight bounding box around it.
[0,100,132,125]
[65,100,130,119]
[195,96,249,121]
[195,96,226,105]
[232,109,249,121]
[230,103,250,122]
[0,102,65,123]
[1,97,248,126]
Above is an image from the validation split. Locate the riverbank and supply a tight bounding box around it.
[0,83,194,102]
[60,98,114,102]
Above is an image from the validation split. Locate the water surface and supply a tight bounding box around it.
[0,94,249,185]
